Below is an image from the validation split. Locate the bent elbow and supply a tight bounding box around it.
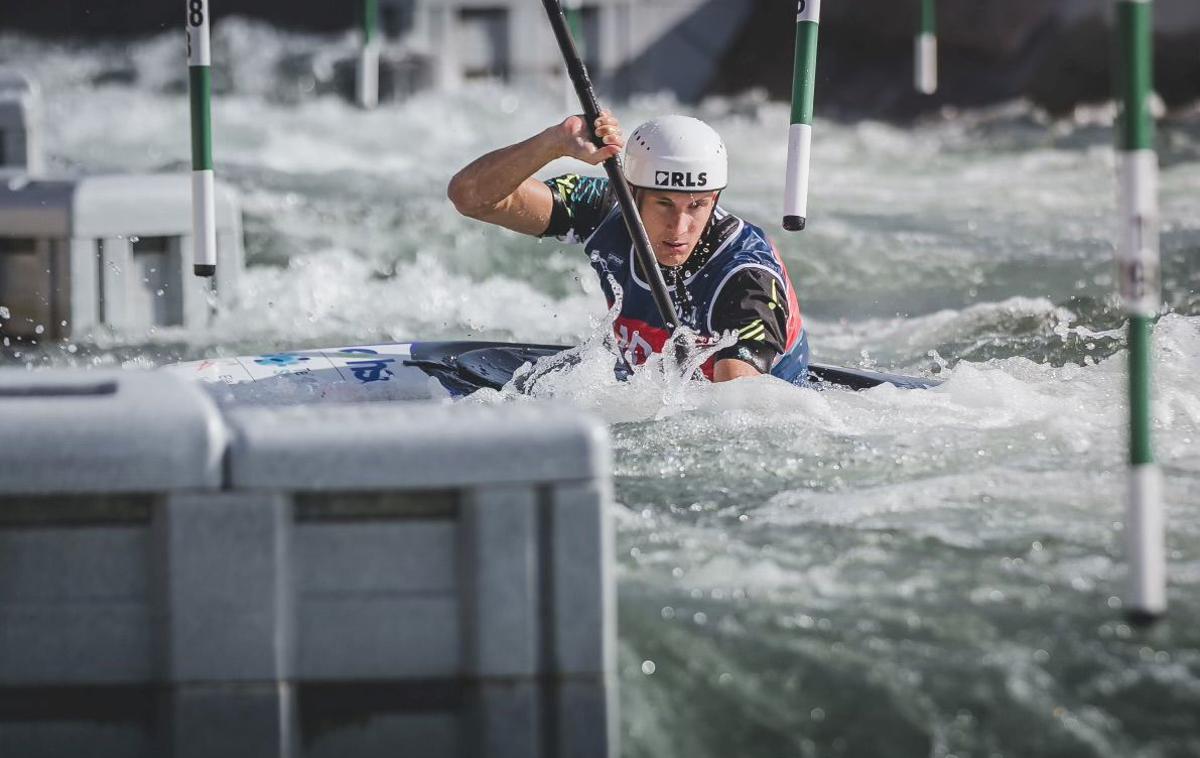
[446,175,474,217]
[447,174,489,219]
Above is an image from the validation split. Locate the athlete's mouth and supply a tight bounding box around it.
[663,240,687,251]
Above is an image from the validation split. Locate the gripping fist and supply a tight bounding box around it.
[556,110,624,165]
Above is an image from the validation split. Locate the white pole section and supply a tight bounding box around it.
[915,0,937,94]
[783,0,820,232]
[1114,0,1164,622]
[187,0,216,278]
[357,0,380,109]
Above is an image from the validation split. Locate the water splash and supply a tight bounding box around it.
[475,278,738,423]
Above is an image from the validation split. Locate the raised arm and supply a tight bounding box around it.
[447,112,623,236]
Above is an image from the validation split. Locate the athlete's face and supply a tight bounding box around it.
[638,190,718,267]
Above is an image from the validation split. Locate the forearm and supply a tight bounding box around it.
[448,129,563,216]
[713,358,762,382]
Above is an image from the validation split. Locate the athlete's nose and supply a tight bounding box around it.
[669,208,691,237]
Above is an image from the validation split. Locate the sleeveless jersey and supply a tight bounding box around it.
[543,175,809,383]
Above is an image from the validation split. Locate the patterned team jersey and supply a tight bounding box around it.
[542,174,809,383]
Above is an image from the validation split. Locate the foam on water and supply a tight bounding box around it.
[2,20,1199,757]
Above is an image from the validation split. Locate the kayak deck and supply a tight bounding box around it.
[408,342,941,392]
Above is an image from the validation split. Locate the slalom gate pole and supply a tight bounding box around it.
[783,0,820,232]
[1115,0,1164,622]
[357,0,380,109]
[915,0,938,94]
[565,0,585,55]
[563,0,584,112]
[541,0,682,332]
[186,0,217,278]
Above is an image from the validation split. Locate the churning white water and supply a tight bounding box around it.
[3,19,1199,757]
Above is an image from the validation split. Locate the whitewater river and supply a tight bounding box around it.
[3,22,1199,757]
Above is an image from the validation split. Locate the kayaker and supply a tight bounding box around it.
[447,112,809,383]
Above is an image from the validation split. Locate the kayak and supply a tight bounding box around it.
[166,341,940,403]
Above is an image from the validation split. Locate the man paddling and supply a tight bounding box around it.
[448,112,809,383]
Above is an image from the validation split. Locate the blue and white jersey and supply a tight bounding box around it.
[542,174,809,382]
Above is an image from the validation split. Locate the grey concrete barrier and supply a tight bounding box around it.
[0,369,616,758]
[0,173,243,341]
[0,69,43,177]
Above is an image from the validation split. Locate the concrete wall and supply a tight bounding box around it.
[712,0,1200,118]
[413,0,752,101]
[0,370,617,758]
[0,175,243,341]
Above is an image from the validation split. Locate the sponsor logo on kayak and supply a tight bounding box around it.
[255,353,311,367]
[338,348,395,383]
[654,170,709,189]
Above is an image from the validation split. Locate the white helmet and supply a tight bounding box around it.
[623,115,728,193]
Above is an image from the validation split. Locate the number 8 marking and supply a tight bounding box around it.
[189,0,205,27]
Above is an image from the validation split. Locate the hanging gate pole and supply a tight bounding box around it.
[915,0,938,94]
[783,0,820,232]
[563,0,585,112]
[357,0,381,109]
[1115,0,1165,622]
[186,0,217,278]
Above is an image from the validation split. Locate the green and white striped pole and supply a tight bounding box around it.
[357,0,380,109]
[186,0,216,277]
[565,0,584,48]
[783,0,819,232]
[564,0,584,112]
[915,0,937,94]
[1115,0,1164,621]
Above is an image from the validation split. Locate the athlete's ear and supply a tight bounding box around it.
[707,191,721,217]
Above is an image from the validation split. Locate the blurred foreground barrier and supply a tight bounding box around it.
[0,370,616,758]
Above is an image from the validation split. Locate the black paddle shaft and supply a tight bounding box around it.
[541,0,682,332]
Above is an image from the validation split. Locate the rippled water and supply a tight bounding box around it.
[3,20,1200,757]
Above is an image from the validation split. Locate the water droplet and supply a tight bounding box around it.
[155,289,165,297]
[640,660,656,675]
[34,324,44,335]
[810,708,826,722]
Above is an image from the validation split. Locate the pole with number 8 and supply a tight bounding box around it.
[187,0,217,277]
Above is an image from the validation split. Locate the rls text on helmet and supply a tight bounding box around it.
[624,115,729,193]
[654,171,709,189]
